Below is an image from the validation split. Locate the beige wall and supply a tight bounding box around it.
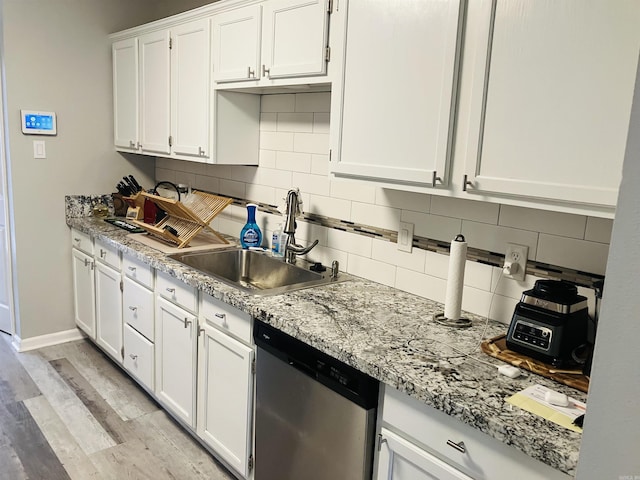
[1,0,160,339]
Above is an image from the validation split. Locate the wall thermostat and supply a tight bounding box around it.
[21,110,57,135]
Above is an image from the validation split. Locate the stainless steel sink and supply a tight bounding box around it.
[169,247,345,295]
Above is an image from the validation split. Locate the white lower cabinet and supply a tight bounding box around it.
[95,261,123,362]
[379,386,570,480]
[155,295,198,428]
[123,323,154,390]
[197,293,254,478]
[377,427,472,480]
[71,248,95,338]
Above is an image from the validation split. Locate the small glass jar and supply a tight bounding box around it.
[92,203,109,218]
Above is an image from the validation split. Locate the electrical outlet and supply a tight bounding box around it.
[503,243,528,281]
[397,221,414,253]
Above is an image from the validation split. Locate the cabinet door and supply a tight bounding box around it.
[261,0,330,79]
[95,261,123,363]
[72,248,95,338]
[197,323,254,477]
[124,323,154,391]
[123,277,154,342]
[377,428,472,480]
[212,5,261,83]
[113,38,139,150]
[155,296,197,428]
[330,0,463,189]
[171,19,211,160]
[139,29,171,155]
[462,0,640,208]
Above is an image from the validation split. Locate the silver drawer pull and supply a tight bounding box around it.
[74,237,81,242]
[214,313,226,319]
[184,317,192,329]
[129,354,138,360]
[128,306,137,311]
[166,287,175,293]
[128,266,136,271]
[100,249,106,258]
[446,440,466,454]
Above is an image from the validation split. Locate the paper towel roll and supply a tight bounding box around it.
[444,234,467,321]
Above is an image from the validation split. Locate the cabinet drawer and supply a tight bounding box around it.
[156,269,197,313]
[382,386,570,480]
[123,253,154,289]
[200,292,252,344]
[123,277,154,342]
[95,238,121,270]
[71,228,93,255]
[124,324,154,391]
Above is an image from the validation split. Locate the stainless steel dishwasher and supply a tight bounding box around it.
[253,320,379,480]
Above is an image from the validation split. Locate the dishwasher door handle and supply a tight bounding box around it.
[287,357,316,378]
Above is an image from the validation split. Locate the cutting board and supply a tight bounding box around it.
[127,231,234,254]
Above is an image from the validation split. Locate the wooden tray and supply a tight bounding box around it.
[481,335,589,393]
[131,190,232,248]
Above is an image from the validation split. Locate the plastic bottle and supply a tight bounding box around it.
[240,203,262,248]
[271,223,283,256]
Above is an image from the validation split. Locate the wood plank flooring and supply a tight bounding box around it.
[0,332,235,480]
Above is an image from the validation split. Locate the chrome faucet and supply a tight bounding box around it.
[282,188,319,264]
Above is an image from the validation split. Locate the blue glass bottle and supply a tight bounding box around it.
[240,203,262,248]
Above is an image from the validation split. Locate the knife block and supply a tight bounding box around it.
[123,192,145,220]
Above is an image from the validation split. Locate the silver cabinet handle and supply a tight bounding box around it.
[248,66,255,78]
[431,171,442,187]
[100,249,106,258]
[183,317,192,329]
[198,146,205,156]
[446,440,466,454]
[90,261,94,271]
[214,313,225,320]
[166,287,175,293]
[128,266,136,271]
[462,174,473,192]
[198,327,205,337]
[129,140,136,148]
[84,259,89,267]
[137,142,142,149]
[129,353,138,360]
[74,237,81,242]
[262,64,270,77]
[128,306,137,311]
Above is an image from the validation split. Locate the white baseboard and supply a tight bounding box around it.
[12,328,86,352]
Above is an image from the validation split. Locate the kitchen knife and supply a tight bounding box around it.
[122,176,137,193]
[116,182,130,196]
[128,175,143,192]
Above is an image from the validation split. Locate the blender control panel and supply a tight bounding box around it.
[510,319,552,351]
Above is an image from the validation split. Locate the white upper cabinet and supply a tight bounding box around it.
[139,29,171,155]
[171,19,211,160]
[329,0,463,191]
[212,5,262,83]
[461,0,640,209]
[212,0,331,86]
[112,38,139,150]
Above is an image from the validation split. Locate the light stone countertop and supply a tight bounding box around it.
[67,214,584,477]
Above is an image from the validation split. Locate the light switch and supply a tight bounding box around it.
[33,140,46,159]
[397,221,414,253]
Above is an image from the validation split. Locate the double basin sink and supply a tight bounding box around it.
[169,247,344,295]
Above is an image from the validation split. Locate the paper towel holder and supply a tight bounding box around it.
[434,234,472,328]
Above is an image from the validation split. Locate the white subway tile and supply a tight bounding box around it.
[193,175,219,193]
[295,92,331,113]
[347,254,396,287]
[293,172,331,196]
[313,113,330,134]
[208,165,258,183]
[260,113,277,131]
[277,112,313,133]
[464,261,494,291]
[260,131,294,152]
[492,269,542,299]
[461,221,539,258]
[488,295,520,325]
[155,157,175,170]
[293,133,329,154]
[330,180,376,203]
[431,197,499,224]
[156,168,176,183]
[371,238,427,273]
[461,286,493,319]
[305,245,349,271]
[276,151,312,173]
[585,217,613,244]
[174,171,196,188]
[395,268,447,304]
[307,194,351,219]
[351,202,401,231]
[537,234,609,275]
[499,205,586,239]
[294,221,329,246]
[310,154,329,175]
[261,94,295,112]
[259,149,277,168]
[425,251,450,279]
[257,168,292,189]
[217,216,244,239]
[246,184,276,205]
[376,188,431,214]
[401,211,462,243]
[327,229,372,256]
[218,179,245,199]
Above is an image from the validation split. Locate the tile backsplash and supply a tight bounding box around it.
[155,92,611,324]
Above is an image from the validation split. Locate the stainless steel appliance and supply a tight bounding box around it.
[506,280,590,366]
[253,320,379,480]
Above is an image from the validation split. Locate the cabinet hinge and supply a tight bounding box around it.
[120,280,123,292]
[248,454,254,472]
[169,37,173,50]
[325,46,331,62]
[169,136,173,147]
[327,0,333,13]
[251,358,256,375]
[121,346,124,359]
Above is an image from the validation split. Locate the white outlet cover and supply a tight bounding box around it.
[397,221,414,253]
[504,243,528,281]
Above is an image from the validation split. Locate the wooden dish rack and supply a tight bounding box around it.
[130,190,233,248]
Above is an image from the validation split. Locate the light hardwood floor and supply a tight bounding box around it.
[0,332,235,480]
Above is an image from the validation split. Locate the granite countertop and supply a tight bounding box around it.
[68,214,584,476]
